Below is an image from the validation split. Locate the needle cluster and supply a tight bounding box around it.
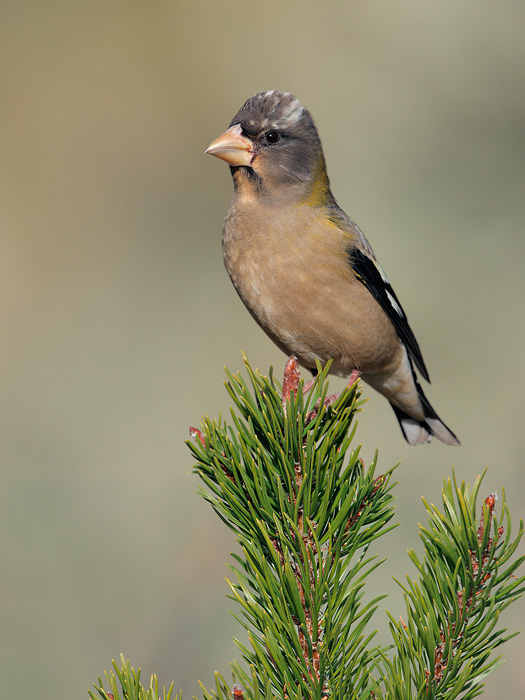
[89,356,524,700]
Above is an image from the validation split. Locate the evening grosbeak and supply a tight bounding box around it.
[206,91,459,446]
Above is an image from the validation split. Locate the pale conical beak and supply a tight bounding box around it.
[205,124,254,166]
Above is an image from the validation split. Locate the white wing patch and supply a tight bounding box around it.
[386,290,404,317]
[372,259,404,317]
[373,259,390,284]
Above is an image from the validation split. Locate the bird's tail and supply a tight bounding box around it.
[390,380,460,446]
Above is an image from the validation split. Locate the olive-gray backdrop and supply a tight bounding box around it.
[1,1,524,698]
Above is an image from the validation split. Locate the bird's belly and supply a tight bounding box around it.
[224,233,400,376]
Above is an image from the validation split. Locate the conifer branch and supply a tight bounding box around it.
[380,475,525,700]
[88,654,176,700]
[188,356,397,700]
[90,355,524,700]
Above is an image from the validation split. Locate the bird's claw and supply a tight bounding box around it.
[281,356,360,421]
[304,393,340,423]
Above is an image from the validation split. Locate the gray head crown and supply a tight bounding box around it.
[230,91,320,146]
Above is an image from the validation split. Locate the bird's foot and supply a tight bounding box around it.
[302,376,317,394]
[304,393,339,422]
[304,368,360,422]
[281,354,323,399]
[282,356,359,421]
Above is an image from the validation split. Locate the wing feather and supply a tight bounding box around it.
[347,246,430,382]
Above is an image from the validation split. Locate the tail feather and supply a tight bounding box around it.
[391,381,460,446]
[363,344,460,446]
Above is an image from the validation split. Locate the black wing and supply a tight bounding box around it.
[347,246,430,382]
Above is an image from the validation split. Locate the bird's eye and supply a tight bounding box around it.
[264,130,280,144]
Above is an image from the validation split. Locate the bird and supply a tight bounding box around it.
[205,90,459,446]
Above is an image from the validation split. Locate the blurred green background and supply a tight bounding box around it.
[1,1,524,698]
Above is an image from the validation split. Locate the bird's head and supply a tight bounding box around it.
[206,91,332,206]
